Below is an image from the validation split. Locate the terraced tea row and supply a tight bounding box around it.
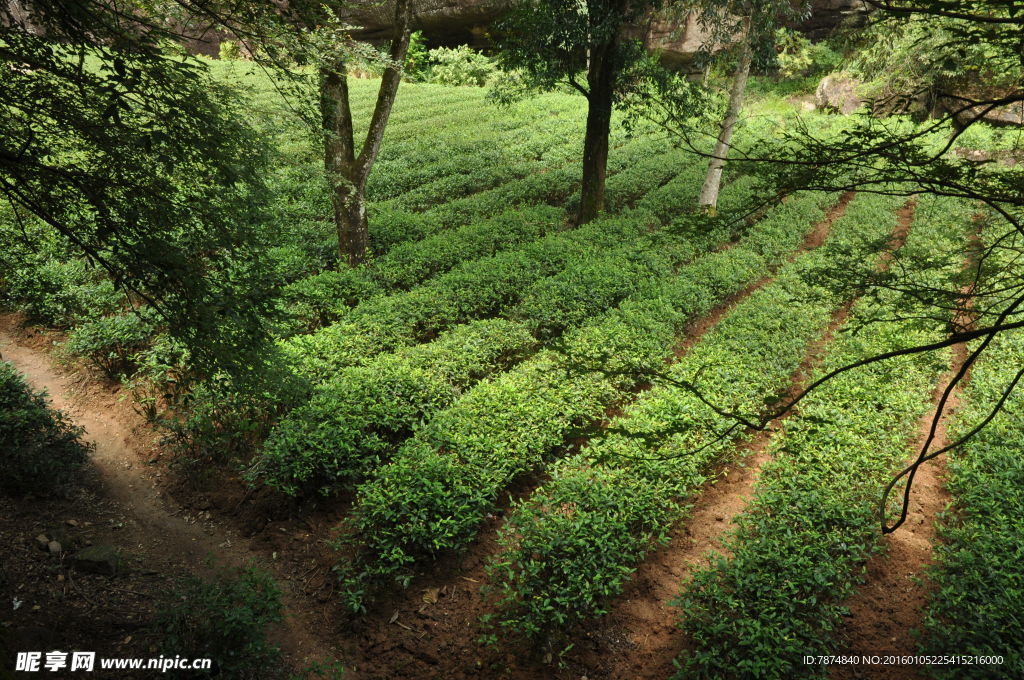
[280,156,736,375]
[673,194,974,679]
[333,189,838,612]
[484,191,901,645]
[258,170,760,494]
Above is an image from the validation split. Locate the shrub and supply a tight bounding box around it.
[0,361,91,495]
[774,29,842,79]
[403,31,429,81]
[427,46,496,87]
[257,319,536,495]
[279,269,380,333]
[219,40,242,61]
[63,309,158,380]
[152,564,283,679]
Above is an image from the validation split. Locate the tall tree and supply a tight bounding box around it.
[315,0,414,266]
[225,0,416,266]
[697,17,752,212]
[496,0,665,225]
[695,0,812,212]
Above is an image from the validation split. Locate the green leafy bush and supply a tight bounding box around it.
[403,31,429,80]
[153,564,283,679]
[257,319,537,495]
[0,361,91,495]
[63,309,158,380]
[219,40,242,61]
[427,46,496,87]
[774,29,842,79]
[279,269,380,333]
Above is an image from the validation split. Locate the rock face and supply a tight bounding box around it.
[946,98,1024,128]
[181,0,865,63]
[795,0,866,39]
[815,73,863,114]
[346,0,504,44]
[341,0,865,63]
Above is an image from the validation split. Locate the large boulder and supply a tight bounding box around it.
[71,544,123,576]
[944,97,1024,128]
[815,74,864,114]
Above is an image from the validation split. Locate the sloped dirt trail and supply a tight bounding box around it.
[0,315,332,672]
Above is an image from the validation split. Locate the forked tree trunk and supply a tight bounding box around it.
[576,35,618,225]
[698,28,752,215]
[320,0,413,266]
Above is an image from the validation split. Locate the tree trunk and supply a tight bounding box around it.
[319,0,413,267]
[577,38,616,226]
[319,61,362,266]
[335,180,369,265]
[698,31,752,215]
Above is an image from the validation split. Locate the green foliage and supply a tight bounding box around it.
[165,355,310,469]
[920,312,1024,676]
[403,31,429,80]
[494,0,657,96]
[371,206,564,290]
[426,46,496,87]
[64,309,158,380]
[774,29,842,79]
[0,214,122,326]
[153,564,283,679]
[848,11,1023,111]
[485,192,899,645]
[257,319,537,495]
[279,269,381,333]
[0,5,278,378]
[0,362,91,495]
[219,40,242,61]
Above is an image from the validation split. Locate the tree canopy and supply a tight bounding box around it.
[0,1,275,376]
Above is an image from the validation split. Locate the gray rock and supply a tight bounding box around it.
[815,74,864,114]
[71,545,122,576]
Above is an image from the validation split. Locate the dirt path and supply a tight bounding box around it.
[0,315,332,672]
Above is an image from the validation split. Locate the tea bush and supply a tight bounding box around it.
[0,362,91,495]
